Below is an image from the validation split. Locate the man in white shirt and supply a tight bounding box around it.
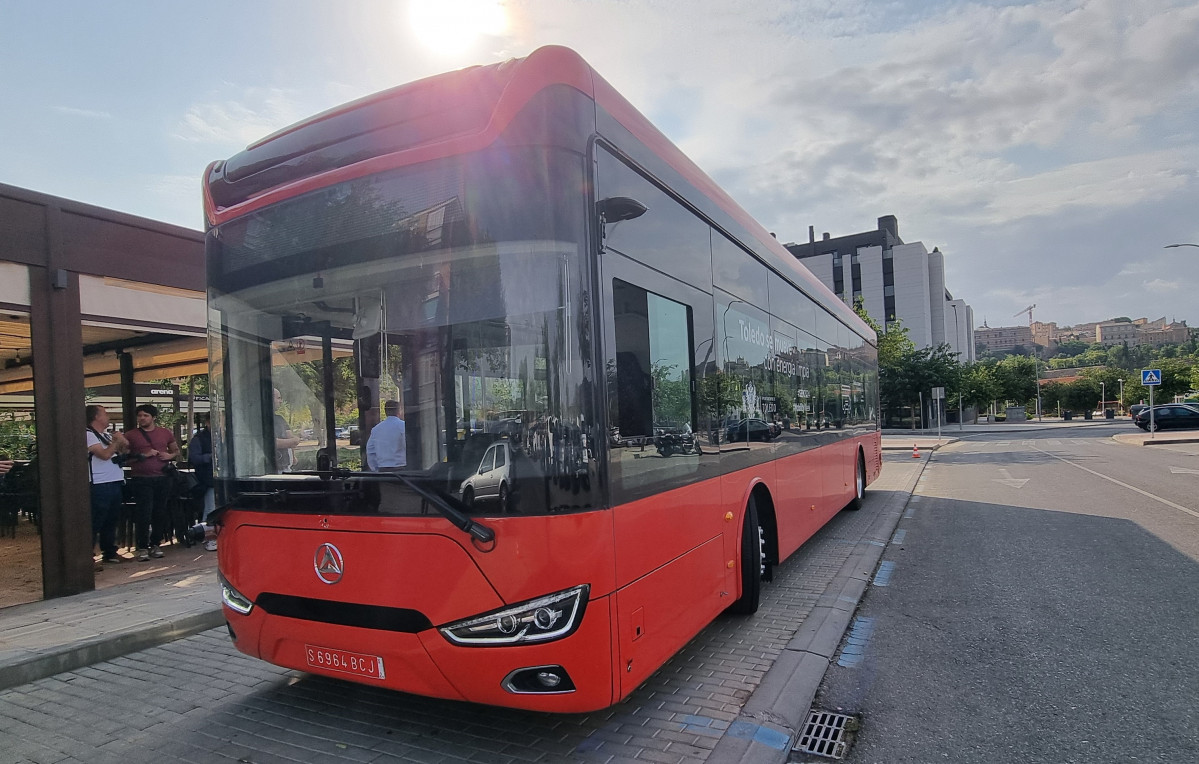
[87,405,129,567]
[366,400,406,471]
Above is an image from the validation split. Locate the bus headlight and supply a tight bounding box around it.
[218,571,254,615]
[439,584,589,646]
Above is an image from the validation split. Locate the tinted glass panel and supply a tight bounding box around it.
[713,234,768,307]
[597,148,712,289]
[208,147,598,518]
[609,278,703,498]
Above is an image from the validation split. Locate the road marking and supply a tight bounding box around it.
[891,529,907,545]
[836,616,876,668]
[993,468,1029,488]
[1169,466,1199,475]
[873,561,896,586]
[1032,445,1199,519]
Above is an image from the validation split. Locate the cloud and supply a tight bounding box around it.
[54,106,113,120]
[132,0,1199,328]
[980,151,1191,223]
[671,0,1199,236]
[1142,278,1180,291]
[174,88,306,148]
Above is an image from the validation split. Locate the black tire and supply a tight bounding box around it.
[728,497,764,615]
[461,486,474,507]
[847,452,866,511]
[1149,422,1159,432]
[498,483,510,513]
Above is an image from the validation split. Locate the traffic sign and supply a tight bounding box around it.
[1141,369,1161,386]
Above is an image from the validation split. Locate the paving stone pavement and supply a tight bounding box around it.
[0,456,922,764]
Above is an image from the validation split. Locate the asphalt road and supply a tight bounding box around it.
[807,424,1199,763]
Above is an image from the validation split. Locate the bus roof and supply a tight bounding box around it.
[204,45,871,341]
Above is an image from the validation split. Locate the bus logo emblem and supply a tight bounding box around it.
[314,543,344,584]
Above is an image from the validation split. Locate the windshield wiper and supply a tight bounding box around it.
[291,469,496,544]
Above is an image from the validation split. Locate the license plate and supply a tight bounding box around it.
[304,644,386,679]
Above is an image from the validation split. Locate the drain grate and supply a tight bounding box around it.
[793,710,855,760]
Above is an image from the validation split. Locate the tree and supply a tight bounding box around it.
[853,298,963,425]
[853,297,913,367]
[958,363,1002,420]
[650,361,691,427]
[880,344,960,426]
[1052,340,1090,358]
[1133,358,1194,402]
[993,356,1038,407]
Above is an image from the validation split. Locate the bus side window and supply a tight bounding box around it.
[612,279,693,439]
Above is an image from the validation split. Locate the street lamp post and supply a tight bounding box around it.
[1101,381,1105,417]
[1035,355,1042,421]
[1118,378,1124,415]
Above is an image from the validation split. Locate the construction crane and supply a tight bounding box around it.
[1014,304,1035,326]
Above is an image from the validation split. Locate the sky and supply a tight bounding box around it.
[2,0,1197,330]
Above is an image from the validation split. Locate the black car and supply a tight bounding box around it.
[1128,404,1149,420]
[1132,404,1199,432]
[726,418,775,442]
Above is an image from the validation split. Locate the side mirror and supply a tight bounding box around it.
[596,196,647,223]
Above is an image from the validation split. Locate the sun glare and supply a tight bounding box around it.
[407,0,509,55]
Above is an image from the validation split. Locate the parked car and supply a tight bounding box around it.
[725,418,775,443]
[1132,404,1199,432]
[460,440,513,512]
[1128,404,1149,420]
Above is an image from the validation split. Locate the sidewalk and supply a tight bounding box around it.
[0,566,222,691]
[881,419,1199,449]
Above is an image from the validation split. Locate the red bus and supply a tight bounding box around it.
[204,46,881,712]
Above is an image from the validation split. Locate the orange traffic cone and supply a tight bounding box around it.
[912,444,921,458]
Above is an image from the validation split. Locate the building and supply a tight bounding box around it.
[1095,317,1189,347]
[785,216,975,362]
[974,323,1033,354]
[1055,322,1098,344]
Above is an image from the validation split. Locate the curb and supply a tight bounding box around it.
[0,608,224,692]
[709,459,927,763]
[880,444,951,451]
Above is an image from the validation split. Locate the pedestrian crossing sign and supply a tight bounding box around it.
[1141,369,1161,386]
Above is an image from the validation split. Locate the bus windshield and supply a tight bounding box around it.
[206,147,597,517]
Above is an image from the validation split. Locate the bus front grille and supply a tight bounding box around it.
[257,593,433,633]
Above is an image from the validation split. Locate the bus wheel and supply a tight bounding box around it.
[848,452,866,511]
[728,497,764,615]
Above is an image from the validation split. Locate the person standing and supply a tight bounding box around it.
[273,388,300,472]
[127,404,180,561]
[87,405,129,568]
[188,413,217,551]
[366,400,407,471]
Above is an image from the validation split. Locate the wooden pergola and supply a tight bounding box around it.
[0,182,205,598]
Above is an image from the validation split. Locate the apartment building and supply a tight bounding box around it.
[785,216,975,362]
